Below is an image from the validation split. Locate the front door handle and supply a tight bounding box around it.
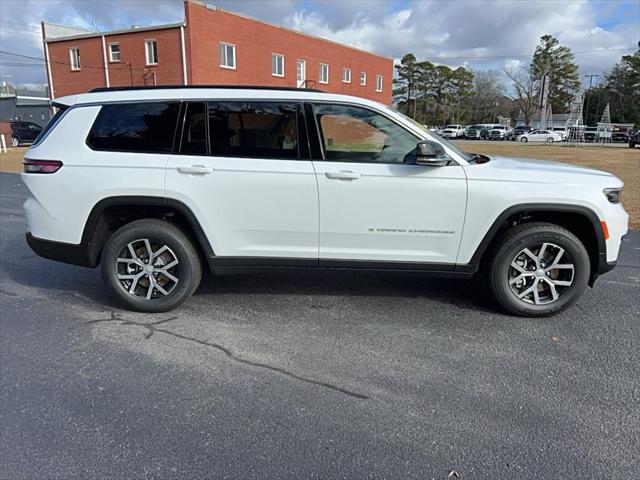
[177,165,213,175]
[325,170,361,180]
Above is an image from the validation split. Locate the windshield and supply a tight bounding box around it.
[389,108,473,162]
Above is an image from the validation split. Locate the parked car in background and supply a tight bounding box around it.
[629,130,640,148]
[464,125,485,139]
[489,125,511,140]
[517,130,563,143]
[612,127,631,143]
[552,126,568,141]
[510,125,532,140]
[1,121,43,146]
[439,125,465,139]
[584,126,598,142]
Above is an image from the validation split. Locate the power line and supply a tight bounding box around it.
[0,49,147,73]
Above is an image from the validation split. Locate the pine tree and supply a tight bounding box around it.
[530,35,580,113]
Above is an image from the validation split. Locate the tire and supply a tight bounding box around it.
[546,137,554,144]
[11,136,20,147]
[630,142,635,148]
[520,137,528,143]
[101,219,203,313]
[487,222,590,317]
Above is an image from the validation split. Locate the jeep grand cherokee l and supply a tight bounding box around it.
[22,86,628,316]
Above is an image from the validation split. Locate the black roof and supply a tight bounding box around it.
[90,85,325,93]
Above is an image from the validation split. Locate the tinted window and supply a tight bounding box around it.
[87,102,180,153]
[314,103,419,164]
[180,102,207,155]
[32,107,67,147]
[208,102,298,159]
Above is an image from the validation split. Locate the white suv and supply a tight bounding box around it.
[22,86,628,316]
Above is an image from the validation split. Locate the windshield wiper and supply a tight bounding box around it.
[468,153,490,164]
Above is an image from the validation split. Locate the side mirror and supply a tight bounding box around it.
[415,140,449,166]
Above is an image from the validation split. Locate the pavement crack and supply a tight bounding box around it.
[86,312,369,400]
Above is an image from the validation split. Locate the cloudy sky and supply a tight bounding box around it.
[0,0,637,89]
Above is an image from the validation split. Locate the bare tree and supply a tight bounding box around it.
[503,65,539,125]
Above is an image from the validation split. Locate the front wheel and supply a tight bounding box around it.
[520,137,528,143]
[11,137,20,147]
[101,219,203,312]
[487,222,590,317]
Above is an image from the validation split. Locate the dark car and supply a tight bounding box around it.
[10,121,42,146]
[511,125,531,140]
[629,130,640,148]
[584,126,598,142]
[611,127,631,143]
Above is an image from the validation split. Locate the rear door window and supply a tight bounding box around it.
[87,102,180,153]
[179,102,208,155]
[208,102,299,159]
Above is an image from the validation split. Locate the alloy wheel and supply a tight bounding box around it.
[508,242,575,305]
[115,238,179,300]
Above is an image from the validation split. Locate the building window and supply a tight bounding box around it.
[69,48,80,71]
[272,53,284,77]
[219,42,236,69]
[145,40,158,65]
[375,75,383,92]
[342,68,351,83]
[319,63,329,84]
[108,43,120,62]
[360,72,366,86]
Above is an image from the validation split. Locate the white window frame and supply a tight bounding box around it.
[219,42,236,70]
[360,71,366,86]
[319,63,329,84]
[271,53,285,77]
[342,68,351,83]
[145,39,158,65]
[108,43,120,62]
[375,74,383,92]
[69,47,80,71]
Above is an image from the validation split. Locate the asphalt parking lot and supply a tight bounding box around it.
[1,171,639,479]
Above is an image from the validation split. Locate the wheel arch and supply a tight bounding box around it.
[81,196,214,267]
[460,203,606,282]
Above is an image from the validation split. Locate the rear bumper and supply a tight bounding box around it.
[26,232,94,268]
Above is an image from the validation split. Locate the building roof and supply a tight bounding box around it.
[43,21,183,43]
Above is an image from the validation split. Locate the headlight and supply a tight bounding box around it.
[603,188,622,204]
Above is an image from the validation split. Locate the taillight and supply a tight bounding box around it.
[23,159,63,174]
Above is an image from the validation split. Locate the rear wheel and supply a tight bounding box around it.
[11,136,20,147]
[487,222,590,317]
[546,137,555,144]
[101,219,202,312]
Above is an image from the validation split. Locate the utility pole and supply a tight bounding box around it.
[583,74,599,125]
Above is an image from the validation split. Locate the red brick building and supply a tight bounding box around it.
[42,0,393,104]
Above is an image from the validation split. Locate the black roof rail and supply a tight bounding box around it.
[89,85,326,93]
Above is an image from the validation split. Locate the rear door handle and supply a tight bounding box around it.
[177,165,213,175]
[325,170,361,180]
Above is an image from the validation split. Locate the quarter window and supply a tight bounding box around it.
[342,68,351,83]
[313,103,418,164]
[375,75,383,92]
[145,40,158,65]
[272,53,285,77]
[108,43,120,62]
[319,63,329,84]
[360,71,366,86]
[208,102,298,159]
[219,42,236,69]
[87,102,180,153]
[69,48,80,71]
